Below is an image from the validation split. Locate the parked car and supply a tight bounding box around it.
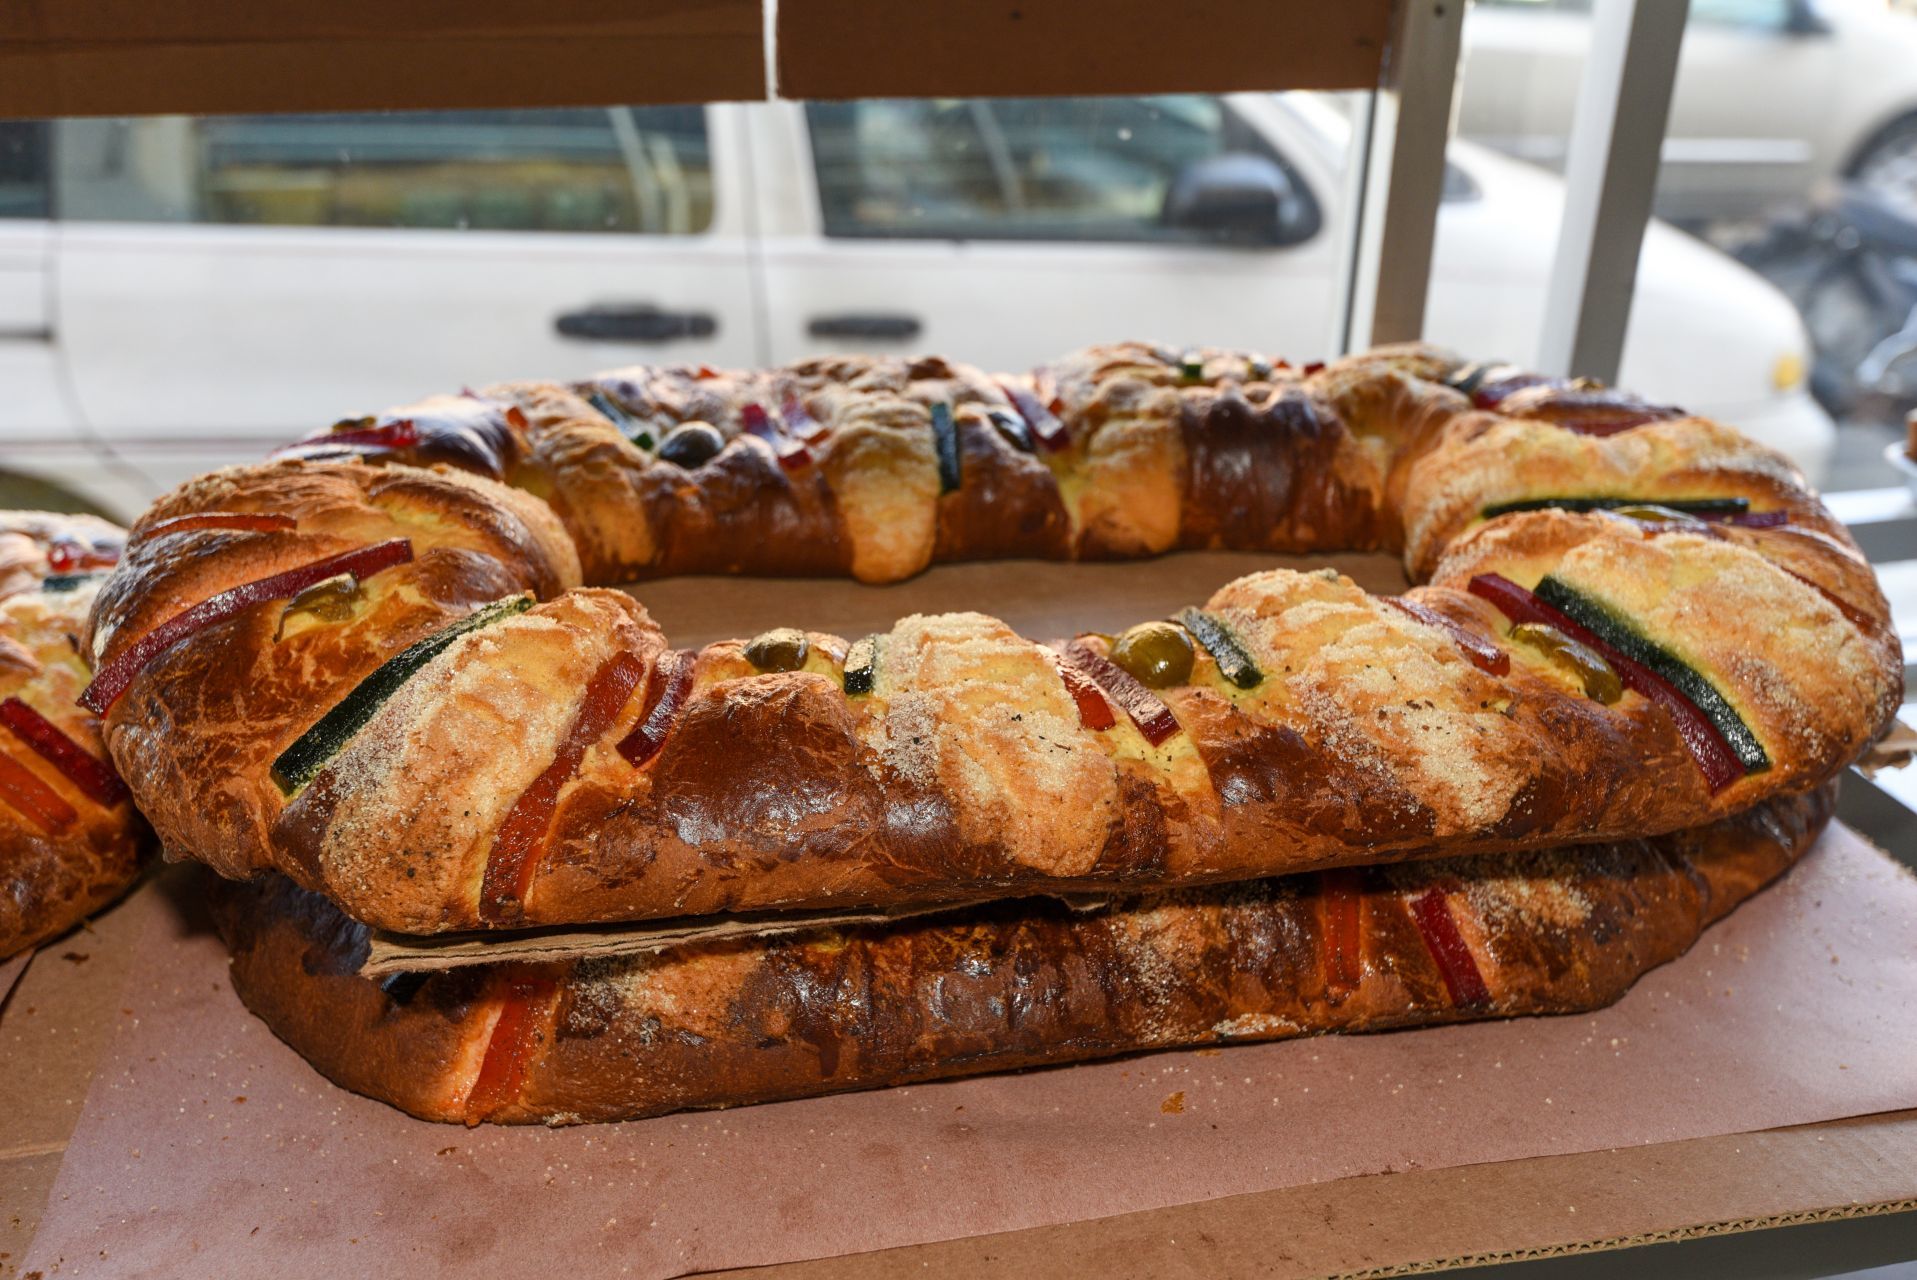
[1460,0,1917,224]
[0,93,1833,521]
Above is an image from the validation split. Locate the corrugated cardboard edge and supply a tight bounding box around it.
[1331,1199,1917,1279]
[362,894,1110,975]
[700,1110,1917,1279]
[1859,717,1917,777]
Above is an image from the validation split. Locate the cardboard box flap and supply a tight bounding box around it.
[1,0,1392,119]
[362,893,1111,976]
[0,0,766,118]
[778,0,1392,99]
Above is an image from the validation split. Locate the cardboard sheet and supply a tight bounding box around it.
[23,824,1917,1280]
[361,897,1052,977]
[0,950,27,1007]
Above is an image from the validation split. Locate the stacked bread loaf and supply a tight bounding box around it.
[70,342,1900,1123]
[0,513,146,958]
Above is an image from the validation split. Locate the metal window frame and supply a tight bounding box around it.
[1332,0,1467,354]
[1536,0,1693,382]
[1336,0,1693,380]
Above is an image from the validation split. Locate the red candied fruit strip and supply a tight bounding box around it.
[1471,372,1560,410]
[998,381,1071,452]
[1555,410,1671,438]
[0,749,78,834]
[1382,597,1510,676]
[616,649,698,768]
[463,967,557,1124]
[1779,567,1878,631]
[1466,572,1743,792]
[1407,887,1491,1010]
[1318,868,1364,997]
[741,403,813,471]
[1062,639,1181,746]
[1053,653,1117,731]
[145,512,297,538]
[0,698,126,806]
[271,420,421,462]
[780,394,830,445]
[1720,510,1789,529]
[480,650,648,922]
[81,538,415,714]
[46,539,120,573]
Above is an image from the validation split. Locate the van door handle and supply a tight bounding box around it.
[555,305,716,343]
[807,312,923,341]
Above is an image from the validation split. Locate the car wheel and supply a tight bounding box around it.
[1850,112,1917,222]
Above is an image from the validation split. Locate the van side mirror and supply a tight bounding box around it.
[1161,153,1317,247]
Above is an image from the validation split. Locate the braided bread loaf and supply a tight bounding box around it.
[286,343,1804,586]
[212,784,1830,1125]
[84,345,1897,935]
[0,514,146,958]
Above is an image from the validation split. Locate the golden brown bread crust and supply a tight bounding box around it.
[0,516,148,959]
[89,347,1901,933]
[0,510,123,601]
[211,785,1831,1125]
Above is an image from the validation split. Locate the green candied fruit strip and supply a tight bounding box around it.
[1532,575,1769,772]
[1480,495,1750,520]
[586,389,655,451]
[930,402,962,495]
[1177,607,1263,690]
[843,635,881,697]
[272,594,534,795]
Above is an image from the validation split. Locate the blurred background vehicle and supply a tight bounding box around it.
[1461,0,1917,225]
[1461,0,1917,458]
[0,94,1829,522]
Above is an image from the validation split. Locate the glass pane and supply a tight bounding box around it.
[806,94,1318,245]
[56,107,714,234]
[1452,0,1902,491]
[0,121,50,219]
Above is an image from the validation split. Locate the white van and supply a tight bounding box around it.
[0,94,1832,520]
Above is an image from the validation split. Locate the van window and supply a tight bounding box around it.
[0,122,50,219]
[54,108,713,234]
[806,95,1315,244]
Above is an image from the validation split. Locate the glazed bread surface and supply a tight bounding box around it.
[0,516,146,958]
[91,347,1901,933]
